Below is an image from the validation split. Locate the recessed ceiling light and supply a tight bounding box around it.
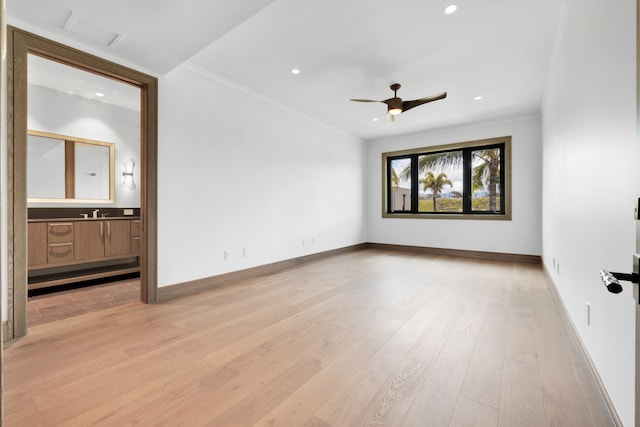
[445,5,457,14]
[95,92,105,97]
[373,118,379,122]
[291,68,300,75]
[474,95,484,101]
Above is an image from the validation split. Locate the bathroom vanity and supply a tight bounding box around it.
[27,209,141,290]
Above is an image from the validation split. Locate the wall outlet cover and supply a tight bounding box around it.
[123,209,134,215]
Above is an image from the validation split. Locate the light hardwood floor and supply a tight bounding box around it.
[4,249,615,426]
[27,277,140,328]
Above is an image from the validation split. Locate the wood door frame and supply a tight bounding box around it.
[6,27,158,339]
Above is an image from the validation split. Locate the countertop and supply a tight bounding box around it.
[28,216,140,223]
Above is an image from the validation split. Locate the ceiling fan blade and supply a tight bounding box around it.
[401,92,447,113]
[350,98,384,103]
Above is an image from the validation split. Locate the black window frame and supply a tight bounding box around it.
[382,136,511,220]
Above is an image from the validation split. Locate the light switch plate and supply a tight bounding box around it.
[123,209,134,215]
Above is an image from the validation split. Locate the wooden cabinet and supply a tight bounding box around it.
[28,217,141,290]
[74,220,133,261]
[47,222,74,264]
[28,223,48,267]
[105,220,131,257]
[131,219,141,256]
[73,221,104,261]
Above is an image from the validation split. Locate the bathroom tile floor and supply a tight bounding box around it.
[27,277,140,328]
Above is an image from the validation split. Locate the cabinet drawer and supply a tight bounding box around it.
[48,242,74,263]
[48,222,74,243]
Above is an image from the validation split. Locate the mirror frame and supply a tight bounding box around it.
[28,130,116,203]
[7,26,159,339]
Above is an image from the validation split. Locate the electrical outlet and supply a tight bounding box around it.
[302,240,307,247]
[585,301,591,325]
[311,238,316,245]
[224,250,231,261]
[243,247,249,257]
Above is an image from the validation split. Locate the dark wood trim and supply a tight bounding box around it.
[158,243,541,301]
[28,265,140,290]
[1,4,5,423]
[366,242,541,264]
[8,25,29,339]
[140,78,158,304]
[542,265,622,426]
[6,26,158,339]
[158,244,368,301]
[64,140,75,199]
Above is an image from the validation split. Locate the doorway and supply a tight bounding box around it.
[6,27,158,339]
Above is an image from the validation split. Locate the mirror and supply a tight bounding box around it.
[27,130,115,203]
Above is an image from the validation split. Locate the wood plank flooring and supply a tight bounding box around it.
[27,277,140,328]
[4,249,614,426]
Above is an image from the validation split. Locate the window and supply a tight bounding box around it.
[383,136,511,219]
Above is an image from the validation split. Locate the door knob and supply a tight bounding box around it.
[600,269,639,294]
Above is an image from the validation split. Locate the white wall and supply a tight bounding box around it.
[157,65,366,287]
[542,0,636,424]
[367,115,542,256]
[28,84,141,208]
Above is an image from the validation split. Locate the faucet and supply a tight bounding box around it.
[92,209,99,219]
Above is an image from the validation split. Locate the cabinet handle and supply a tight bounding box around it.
[49,223,73,237]
[107,222,111,237]
[100,222,104,238]
[49,243,73,258]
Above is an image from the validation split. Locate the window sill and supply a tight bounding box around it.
[382,212,512,221]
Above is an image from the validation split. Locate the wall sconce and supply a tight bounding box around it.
[122,158,136,190]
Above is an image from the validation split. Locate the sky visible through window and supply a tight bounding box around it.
[391,158,464,196]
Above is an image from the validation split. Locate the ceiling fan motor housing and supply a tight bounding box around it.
[387,97,403,114]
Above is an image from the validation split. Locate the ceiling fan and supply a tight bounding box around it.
[350,83,447,122]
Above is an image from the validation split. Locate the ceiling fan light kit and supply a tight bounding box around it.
[350,83,447,122]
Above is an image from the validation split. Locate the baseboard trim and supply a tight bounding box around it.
[366,242,541,264]
[159,243,540,301]
[157,243,367,301]
[542,265,622,426]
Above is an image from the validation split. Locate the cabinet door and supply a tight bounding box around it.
[131,219,141,237]
[28,223,48,267]
[105,220,131,257]
[74,221,105,261]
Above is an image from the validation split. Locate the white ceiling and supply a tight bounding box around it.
[28,54,142,112]
[9,0,565,141]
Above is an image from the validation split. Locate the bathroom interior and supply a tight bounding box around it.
[26,54,142,326]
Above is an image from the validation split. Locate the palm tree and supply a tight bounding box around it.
[420,171,452,212]
[399,152,462,182]
[402,149,500,211]
[390,168,400,211]
[471,148,500,211]
[391,168,400,188]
